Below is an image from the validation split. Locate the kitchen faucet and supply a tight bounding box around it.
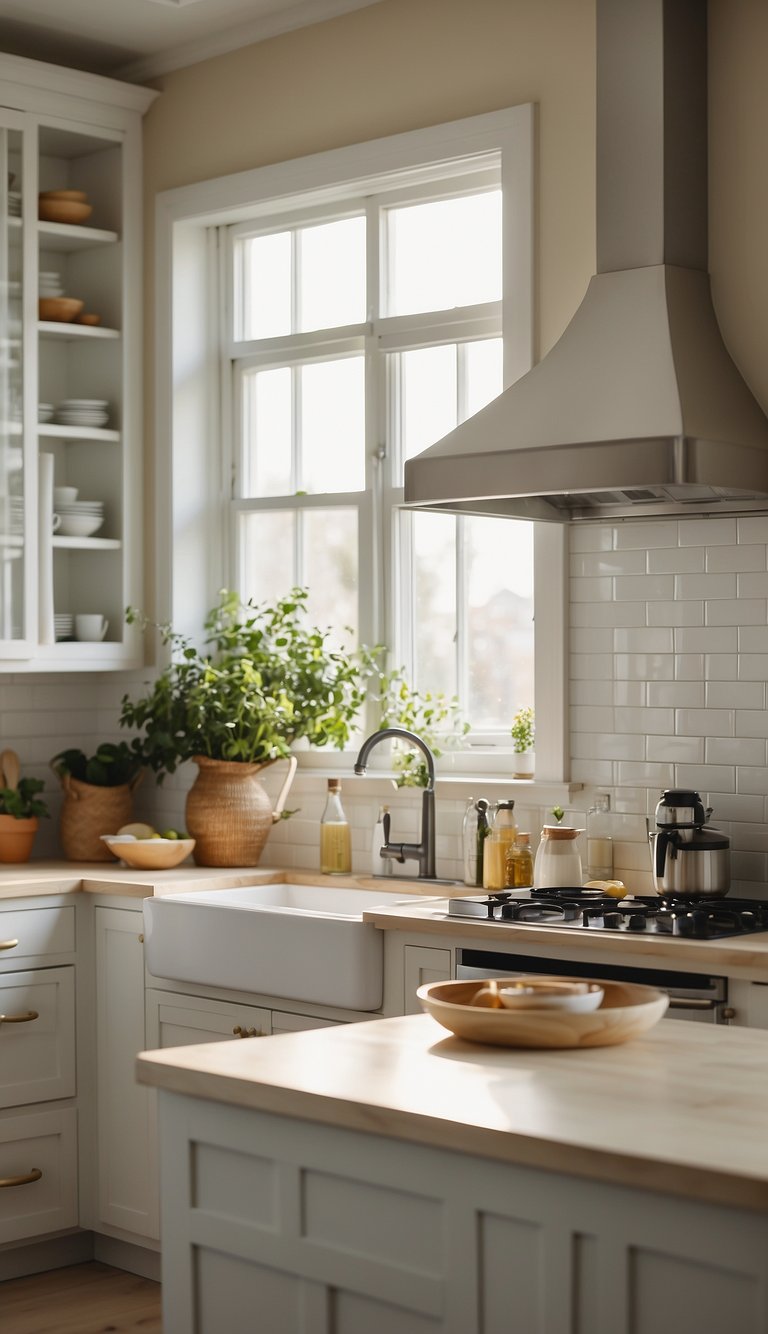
[353,727,436,879]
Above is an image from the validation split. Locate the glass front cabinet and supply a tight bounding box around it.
[0,56,156,669]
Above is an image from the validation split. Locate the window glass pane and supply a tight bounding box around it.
[241,231,291,340]
[299,217,366,332]
[387,191,502,316]
[464,338,503,417]
[242,367,292,497]
[412,511,457,698]
[401,344,457,467]
[465,517,534,728]
[240,511,296,605]
[302,508,358,647]
[300,357,365,493]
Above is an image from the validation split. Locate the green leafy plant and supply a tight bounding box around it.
[551,805,565,824]
[510,705,535,755]
[119,588,381,780]
[0,776,49,820]
[51,743,144,788]
[376,666,470,788]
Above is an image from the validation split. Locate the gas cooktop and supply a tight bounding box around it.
[446,888,768,940]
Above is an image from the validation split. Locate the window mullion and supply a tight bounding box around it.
[292,363,302,585]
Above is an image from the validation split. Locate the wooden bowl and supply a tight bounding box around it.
[38,199,93,225]
[417,977,669,1049]
[39,189,88,202]
[100,836,196,870]
[39,297,84,323]
[76,313,101,326]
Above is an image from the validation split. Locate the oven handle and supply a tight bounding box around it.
[668,997,734,1020]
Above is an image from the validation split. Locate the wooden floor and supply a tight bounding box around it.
[0,1261,162,1334]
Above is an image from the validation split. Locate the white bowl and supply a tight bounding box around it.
[499,979,604,1014]
[54,486,78,505]
[57,514,104,538]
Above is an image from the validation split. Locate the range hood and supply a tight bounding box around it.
[404,0,768,522]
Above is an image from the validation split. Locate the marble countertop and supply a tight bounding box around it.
[137,1012,768,1212]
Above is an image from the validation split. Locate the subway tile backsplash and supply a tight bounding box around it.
[5,514,768,898]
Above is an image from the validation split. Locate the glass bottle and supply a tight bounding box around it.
[371,804,392,876]
[586,793,613,880]
[462,797,490,887]
[505,831,534,889]
[483,800,517,891]
[320,778,352,874]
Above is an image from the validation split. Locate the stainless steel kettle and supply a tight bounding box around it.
[649,790,730,898]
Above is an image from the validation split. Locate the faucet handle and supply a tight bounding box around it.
[382,811,391,845]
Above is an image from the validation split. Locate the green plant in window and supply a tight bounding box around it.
[510,705,535,755]
[119,588,381,780]
[375,666,470,788]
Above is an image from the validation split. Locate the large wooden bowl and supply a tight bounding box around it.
[417,977,669,1049]
[39,297,84,323]
[38,199,93,224]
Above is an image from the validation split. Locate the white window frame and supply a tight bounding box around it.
[155,106,568,783]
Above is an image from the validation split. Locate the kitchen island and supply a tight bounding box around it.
[138,1014,768,1334]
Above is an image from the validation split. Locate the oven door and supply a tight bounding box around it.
[456,949,731,1023]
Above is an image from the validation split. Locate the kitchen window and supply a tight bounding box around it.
[157,107,567,778]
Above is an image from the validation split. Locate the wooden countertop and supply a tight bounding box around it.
[362,896,768,980]
[137,1014,768,1212]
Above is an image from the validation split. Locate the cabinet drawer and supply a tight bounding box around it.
[0,906,75,968]
[0,1107,78,1244]
[270,1011,342,1035]
[146,990,271,1048]
[0,967,75,1109]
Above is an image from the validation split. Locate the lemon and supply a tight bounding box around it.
[116,822,157,840]
[160,829,179,840]
[585,878,627,899]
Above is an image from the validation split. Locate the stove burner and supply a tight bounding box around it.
[446,891,768,939]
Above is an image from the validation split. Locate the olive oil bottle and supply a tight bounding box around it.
[320,778,352,874]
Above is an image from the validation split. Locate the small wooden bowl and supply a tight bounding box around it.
[38,199,93,225]
[39,189,88,203]
[39,297,84,323]
[76,313,101,326]
[100,836,196,870]
[418,977,669,1049]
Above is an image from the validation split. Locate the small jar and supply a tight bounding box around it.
[533,825,583,889]
[505,831,534,889]
[483,800,517,890]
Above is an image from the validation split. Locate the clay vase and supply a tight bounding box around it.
[59,773,142,862]
[185,754,298,867]
[0,814,38,864]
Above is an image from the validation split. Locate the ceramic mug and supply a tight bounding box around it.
[54,486,78,505]
[75,613,108,642]
[52,512,61,532]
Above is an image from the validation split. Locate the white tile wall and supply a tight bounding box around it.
[9,514,768,899]
[570,514,768,894]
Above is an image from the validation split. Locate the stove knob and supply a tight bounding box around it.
[740,911,756,930]
[626,913,647,931]
[675,911,708,938]
[603,912,623,929]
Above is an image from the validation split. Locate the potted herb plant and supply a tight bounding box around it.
[50,742,145,862]
[377,666,470,787]
[0,775,49,864]
[119,588,378,867]
[510,705,535,779]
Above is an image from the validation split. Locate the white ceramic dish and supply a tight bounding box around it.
[499,979,604,1014]
[57,514,104,538]
[101,834,196,870]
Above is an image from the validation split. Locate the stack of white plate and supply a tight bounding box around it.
[38,402,54,423]
[8,192,21,218]
[55,399,110,428]
[7,496,24,535]
[54,613,74,640]
[56,499,104,539]
[39,270,64,297]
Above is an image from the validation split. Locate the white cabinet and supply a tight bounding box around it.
[95,904,157,1240]
[402,944,452,1014]
[146,990,271,1048]
[0,54,156,669]
[0,899,77,1247]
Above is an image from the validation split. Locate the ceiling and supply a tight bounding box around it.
[0,0,384,83]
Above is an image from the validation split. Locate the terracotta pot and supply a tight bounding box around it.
[186,754,298,867]
[0,814,39,864]
[59,773,142,862]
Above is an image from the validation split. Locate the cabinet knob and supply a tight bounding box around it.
[138,934,144,943]
[232,1025,263,1039]
[0,939,19,952]
[0,1010,39,1025]
[0,1168,42,1189]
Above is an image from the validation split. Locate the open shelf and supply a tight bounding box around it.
[37,221,119,252]
[38,321,120,340]
[52,536,122,550]
[38,425,120,443]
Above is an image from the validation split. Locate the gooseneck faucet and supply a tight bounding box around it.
[353,727,436,879]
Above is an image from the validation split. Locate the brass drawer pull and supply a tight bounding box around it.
[0,940,19,952]
[0,1168,42,1188]
[232,1025,263,1039]
[0,1010,39,1025]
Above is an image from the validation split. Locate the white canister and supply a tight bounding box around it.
[533,825,584,889]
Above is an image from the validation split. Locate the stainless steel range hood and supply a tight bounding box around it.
[404,0,768,522]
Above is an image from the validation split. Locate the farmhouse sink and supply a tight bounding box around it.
[143,883,404,1011]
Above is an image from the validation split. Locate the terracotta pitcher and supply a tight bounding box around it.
[185,754,298,867]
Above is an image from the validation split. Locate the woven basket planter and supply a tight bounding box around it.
[186,754,298,867]
[0,814,39,864]
[59,772,143,862]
